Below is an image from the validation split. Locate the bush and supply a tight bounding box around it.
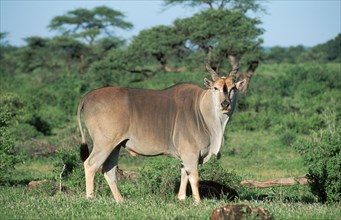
[232,63,340,135]
[279,129,296,147]
[57,153,241,201]
[139,157,179,199]
[199,157,241,188]
[295,110,341,203]
[53,144,109,195]
[53,146,85,191]
[138,156,241,200]
[0,93,24,183]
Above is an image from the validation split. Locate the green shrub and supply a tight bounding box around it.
[53,146,85,190]
[232,63,340,134]
[139,157,179,199]
[138,156,241,200]
[199,157,241,188]
[53,145,108,195]
[57,154,241,200]
[55,148,79,178]
[0,93,24,183]
[295,110,341,203]
[279,129,296,147]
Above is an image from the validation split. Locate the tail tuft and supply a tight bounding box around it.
[80,143,90,161]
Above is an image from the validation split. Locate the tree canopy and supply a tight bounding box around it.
[307,33,341,62]
[164,0,263,13]
[174,9,263,72]
[129,25,185,71]
[48,6,133,45]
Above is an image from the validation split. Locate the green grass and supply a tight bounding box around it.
[221,130,306,179]
[5,129,337,220]
[15,159,55,181]
[0,186,225,219]
[102,129,306,180]
[1,186,340,220]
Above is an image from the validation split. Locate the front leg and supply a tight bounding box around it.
[181,155,201,204]
[188,168,200,204]
[178,164,189,201]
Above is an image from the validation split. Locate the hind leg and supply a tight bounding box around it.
[178,164,189,201]
[84,138,120,199]
[103,145,123,203]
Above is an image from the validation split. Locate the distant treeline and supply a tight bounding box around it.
[1,31,340,78]
[0,4,339,82]
[263,34,341,64]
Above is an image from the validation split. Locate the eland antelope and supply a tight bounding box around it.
[77,53,258,203]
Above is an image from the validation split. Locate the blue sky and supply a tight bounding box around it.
[1,0,340,47]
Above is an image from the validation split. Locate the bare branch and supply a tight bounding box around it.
[60,164,66,193]
[203,0,214,9]
[219,0,230,9]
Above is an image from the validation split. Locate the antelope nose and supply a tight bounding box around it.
[221,100,230,109]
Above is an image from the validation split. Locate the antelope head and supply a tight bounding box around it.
[204,49,258,114]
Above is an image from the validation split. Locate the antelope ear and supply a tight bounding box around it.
[204,78,214,88]
[236,78,248,93]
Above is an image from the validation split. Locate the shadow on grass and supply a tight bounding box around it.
[174,180,316,204]
[174,180,239,201]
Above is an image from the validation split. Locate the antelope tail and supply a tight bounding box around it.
[77,97,90,161]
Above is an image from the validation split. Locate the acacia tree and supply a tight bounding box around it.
[15,36,51,72]
[48,6,133,46]
[129,25,185,72]
[49,36,88,73]
[87,26,186,87]
[168,0,264,73]
[0,32,8,46]
[164,0,263,13]
[0,32,17,73]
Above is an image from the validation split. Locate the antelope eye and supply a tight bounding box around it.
[213,87,219,91]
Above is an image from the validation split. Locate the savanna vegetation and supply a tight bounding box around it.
[1,0,340,219]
